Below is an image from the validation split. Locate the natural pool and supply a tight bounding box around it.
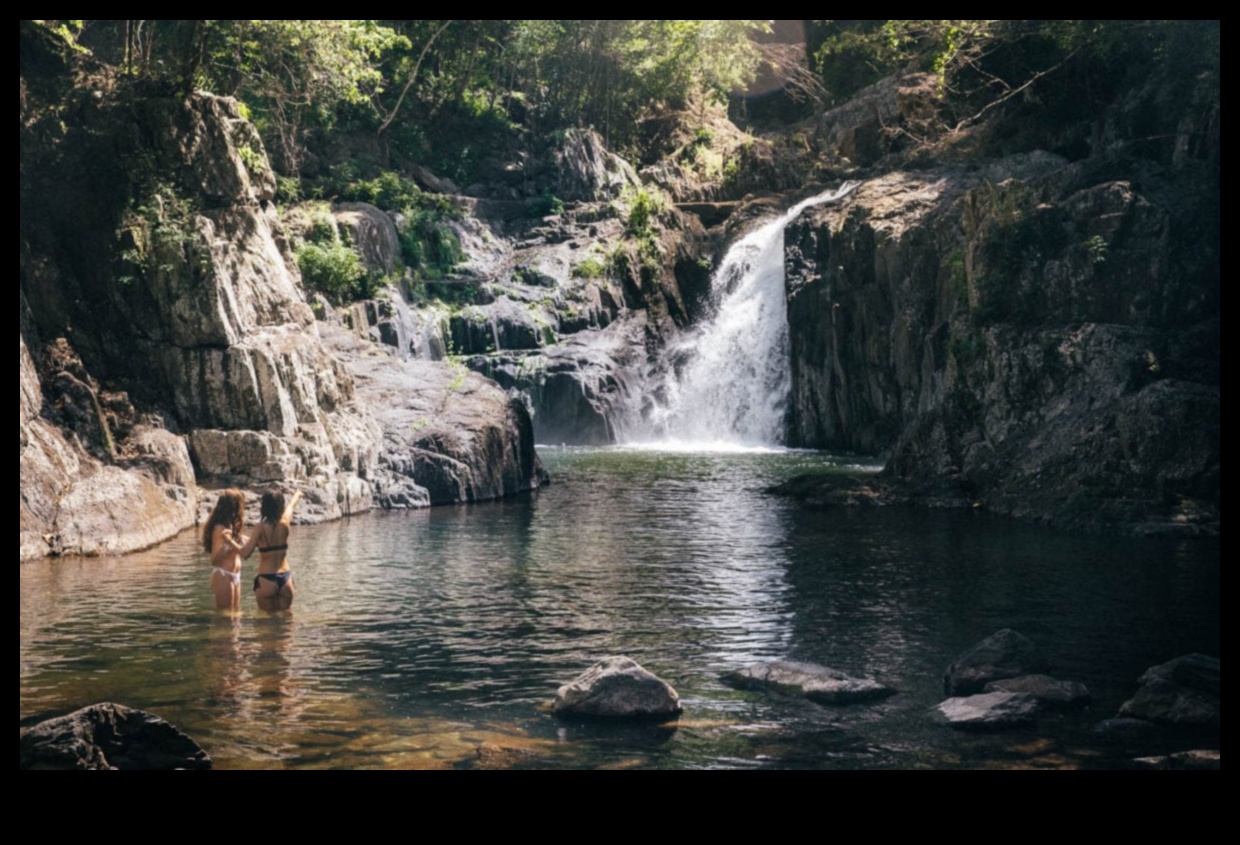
[19,448,1220,769]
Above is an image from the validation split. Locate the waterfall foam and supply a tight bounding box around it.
[637,183,860,449]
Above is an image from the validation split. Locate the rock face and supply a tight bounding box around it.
[943,630,1051,697]
[724,661,896,705]
[20,83,543,560]
[555,129,641,202]
[20,704,211,771]
[553,658,683,720]
[333,202,402,277]
[20,325,198,561]
[934,692,1041,731]
[783,151,1219,535]
[984,676,1092,711]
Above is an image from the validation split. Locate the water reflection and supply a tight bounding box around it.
[20,448,1219,769]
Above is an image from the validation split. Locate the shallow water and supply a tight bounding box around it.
[20,448,1220,769]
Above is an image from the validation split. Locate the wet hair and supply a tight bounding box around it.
[203,490,245,553]
[260,490,286,526]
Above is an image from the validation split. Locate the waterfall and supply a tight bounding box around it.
[640,183,860,449]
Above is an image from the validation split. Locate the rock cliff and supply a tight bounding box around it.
[20,78,542,560]
[782,152,1218,534]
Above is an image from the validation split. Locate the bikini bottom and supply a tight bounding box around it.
[254,571,293,595]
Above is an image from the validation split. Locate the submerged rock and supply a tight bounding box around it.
[553,658,682,720]
[933,692,1041,731]
[20,704,211,771]
[1093,718,1162,745]
[984,675,1092,711]
[943,630,1051,697]
[724,661,896,705]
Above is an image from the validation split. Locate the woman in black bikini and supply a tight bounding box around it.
[248,489,303,613]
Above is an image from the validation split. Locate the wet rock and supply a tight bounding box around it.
[1170,750,1221,771]
[944,630,1051,697]
[985,675,1092,711]
[1139,654,1220,699]
[934,692,1041,731]
[553,658,682,720]
[1119,679,1220,729]
[20,704,211,771]
[1094,718,1162,745]
[1133,750,1220,771]
[724,661,896,705]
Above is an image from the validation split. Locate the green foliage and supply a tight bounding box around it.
[296,240,368,304]
[116,181,200,286]
[624,187,665,240]
[237,144,267,177]
[1084,235,1108,266]
[571,256,608,280]
[208,20,406,174]
[527,191,566,218]
[399,209,464,281]
[276,176,303,204]
[303,209,339,246]
[333,170,424,211]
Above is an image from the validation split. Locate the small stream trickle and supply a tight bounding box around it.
[639,183,860,448]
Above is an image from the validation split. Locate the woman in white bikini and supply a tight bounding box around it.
[249,489,303,613]
[204,490,248,612]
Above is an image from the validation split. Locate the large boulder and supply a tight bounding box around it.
[1138,654,1220,698]
[1119,679,1220,729]
[553,658,682,720]
[1118,654,1220,729]
[724,661,896,705]
[984,675,1092,711]
[933,692,1041,731]
[20,704,211,771]
[943,630,1051,697]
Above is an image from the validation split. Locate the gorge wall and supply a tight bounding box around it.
[20,52,543,561]
[779,74,1219,535]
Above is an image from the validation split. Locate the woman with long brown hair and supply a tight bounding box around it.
[203,490,249,612]
[250,488,303,613]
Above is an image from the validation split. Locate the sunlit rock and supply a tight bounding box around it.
[933,692,1040,731]
[553,657,682,720]
[724,661,896,705]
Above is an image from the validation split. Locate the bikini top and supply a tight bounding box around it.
[257,525,289,555]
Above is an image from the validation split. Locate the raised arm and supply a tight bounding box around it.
[281,490,305,526]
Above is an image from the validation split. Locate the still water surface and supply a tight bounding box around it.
[20,448,1220,769]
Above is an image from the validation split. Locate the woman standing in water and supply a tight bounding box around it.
[204,491,248,612]
[250,489,303,613]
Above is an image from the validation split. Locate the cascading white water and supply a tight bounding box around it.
[642,183,860,449]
